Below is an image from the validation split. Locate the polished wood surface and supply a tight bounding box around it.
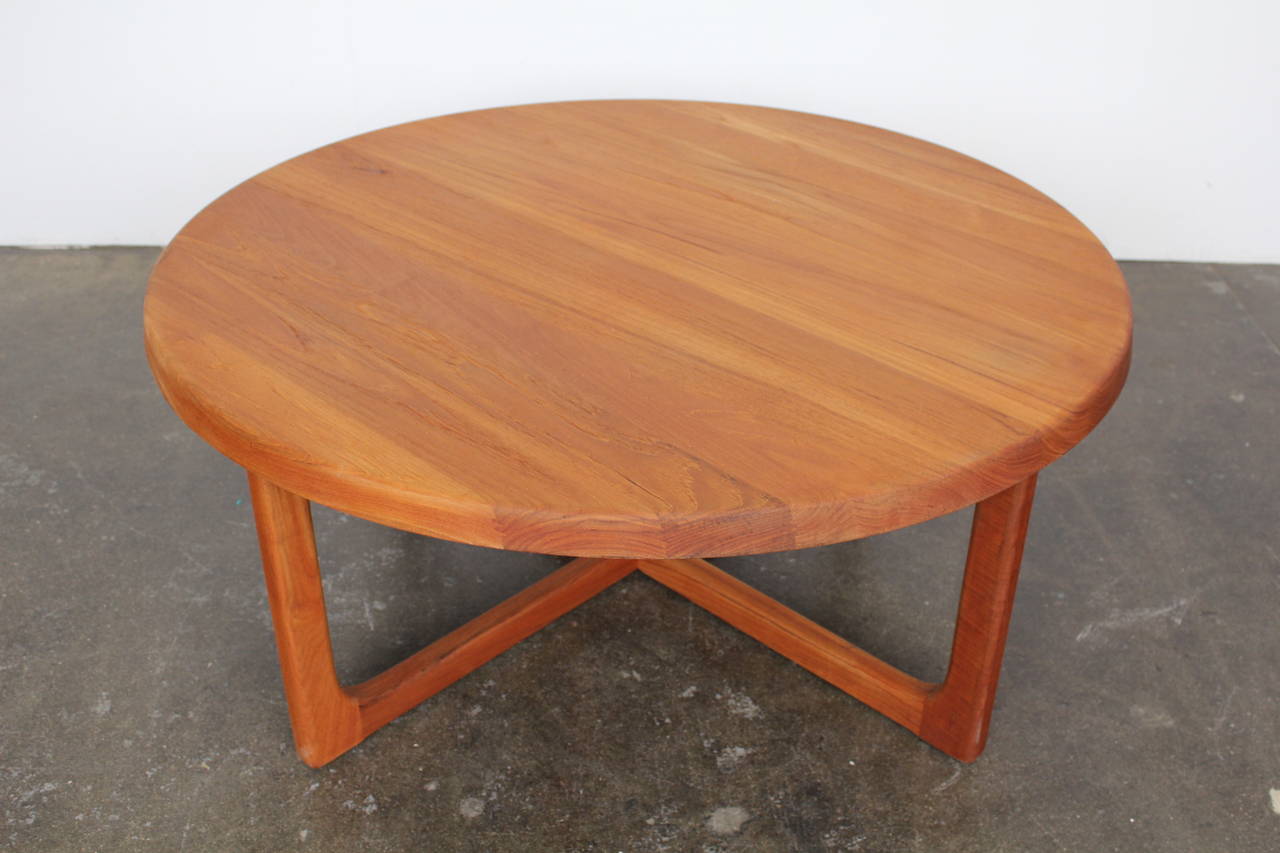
[250,471,1036,765]
[146,100,1131,558]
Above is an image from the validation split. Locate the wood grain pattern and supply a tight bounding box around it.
[146,100,1129,558]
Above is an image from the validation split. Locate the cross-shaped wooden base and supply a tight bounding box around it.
[247,472,1036,768]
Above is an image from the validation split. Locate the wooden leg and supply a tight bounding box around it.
[919,475,1037,760]
[638,475,1037,762]
[247,472,639,767]
[248,472,360,767]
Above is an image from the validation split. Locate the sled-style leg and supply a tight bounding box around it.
[638,476,1037,762]
[247,472,638,767]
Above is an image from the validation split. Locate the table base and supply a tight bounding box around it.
[247,472,1036,767]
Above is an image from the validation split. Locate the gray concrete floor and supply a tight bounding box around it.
[1,248,1278,852]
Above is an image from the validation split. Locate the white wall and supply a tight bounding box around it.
[2,0,1276,261]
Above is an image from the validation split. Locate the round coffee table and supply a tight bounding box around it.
[144,100,1131,767]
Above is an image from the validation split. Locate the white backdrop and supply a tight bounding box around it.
[2,0,1276,260]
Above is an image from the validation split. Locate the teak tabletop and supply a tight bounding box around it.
[145,100,1132,766]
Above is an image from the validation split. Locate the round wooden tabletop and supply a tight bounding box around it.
[145,100,1131,558]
